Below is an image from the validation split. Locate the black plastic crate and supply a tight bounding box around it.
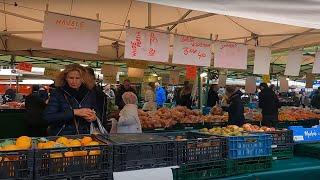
[33,135,113,180]
[109,134,177,172]
[203,122,228,128]
[172,159,228,180]
[42,172,113,180]
[256,129,293,146]
[227,156,272,176]
[157,131,227,165]
[272,144,294,160]
[277,119,319,128]
[0,149,33,180]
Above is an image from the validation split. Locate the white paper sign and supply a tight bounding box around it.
[218,74,227,87]
[172,35,212,67]
[124,28,169,62]
[127,67,144,78]
[284,50,303,76]
[312,51,320,74]
[245,76,256,94]
[280,77,289,92]
[42,12,101,54]
[214,42,248,70]
[253,47,271,75]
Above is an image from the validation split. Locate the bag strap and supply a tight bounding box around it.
[63,93,80,135]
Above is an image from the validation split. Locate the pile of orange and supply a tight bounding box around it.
[37,136,101,158]
[0,136,32,162]
[0,136,32,152]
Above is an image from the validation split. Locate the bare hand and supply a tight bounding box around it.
[74,108,96,122]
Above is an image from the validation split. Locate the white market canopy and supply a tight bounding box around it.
[0,0,319,68]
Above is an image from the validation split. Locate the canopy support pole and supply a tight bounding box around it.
[148,3,152,27]
[9,55,15,88]
[147,13,216,29]
[168,10,192,32]
[205,69,210,106]
[197,67,201,110]
[271,29,315,47]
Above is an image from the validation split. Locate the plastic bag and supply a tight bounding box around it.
[90,116,108,135]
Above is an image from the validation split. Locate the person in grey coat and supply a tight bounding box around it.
[110,92,142,133]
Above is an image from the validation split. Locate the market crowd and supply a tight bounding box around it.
[3,63,320,136]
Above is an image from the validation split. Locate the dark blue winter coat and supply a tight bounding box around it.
[227,93,245,126]
[43,85,106,136]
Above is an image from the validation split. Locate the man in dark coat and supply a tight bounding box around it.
[25,85,48,137]
[258,83,280,127]
[311,89,320,109]
[225,86,245,126]
[207,84,219,107]
[115,79,136,110]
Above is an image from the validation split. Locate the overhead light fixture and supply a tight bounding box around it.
[151,73,158,77]
[286,78,290,81]
[200,72,207,77]
[80,64,88,67]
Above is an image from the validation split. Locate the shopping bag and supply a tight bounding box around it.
[90,116,108,135]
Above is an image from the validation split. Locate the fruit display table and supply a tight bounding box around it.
[0,108,28,138]
[219,157,320,180]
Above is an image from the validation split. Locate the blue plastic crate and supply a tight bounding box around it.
[202,107,211,115]
[227,134,272,159]
[288,125,320,143]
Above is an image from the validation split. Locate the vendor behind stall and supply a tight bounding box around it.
[258,83,280,127]
[225,86,245,126]
[115,79,136,110]
[43,64,105,136]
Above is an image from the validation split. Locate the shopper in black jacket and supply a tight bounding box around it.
[226,86,245,126]
[258,83,280,127]
[207,84,219,107]
[25,85,48,137]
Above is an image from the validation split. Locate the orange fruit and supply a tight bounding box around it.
[16,136,31,149]
[37,142,45,149]
[87,141,99,146]
[81,136,92,146]
[42,141,55,149]
[56,137,69,146]
[64,151,74,157]
[68,139,81,147]
[3,144,19,151]
[89,150,101,156]
[50,153,63,158]
[73,151,87,156]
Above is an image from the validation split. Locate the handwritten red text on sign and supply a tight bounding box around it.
[173,35,212,67]
[125,28,169,62]
[180,36,210,60]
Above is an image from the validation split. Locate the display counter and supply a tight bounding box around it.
[0,108,28,138]
[220,157,320,180]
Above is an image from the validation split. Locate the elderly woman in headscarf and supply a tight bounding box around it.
[110,92,142,133]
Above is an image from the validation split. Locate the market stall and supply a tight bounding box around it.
[1,0,320,180]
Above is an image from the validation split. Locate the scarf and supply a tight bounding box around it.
[63,84,89,102]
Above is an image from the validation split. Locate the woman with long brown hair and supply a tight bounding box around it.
[43,64,106,135]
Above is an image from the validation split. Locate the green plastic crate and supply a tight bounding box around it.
[172,160,227,180]
[294,142,320,159]
[227,156,272,176]
[272,145,294,160]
